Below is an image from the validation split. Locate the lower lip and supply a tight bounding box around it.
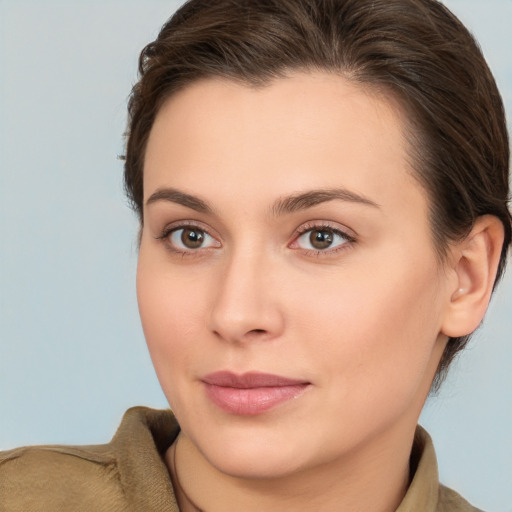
[204,383,309,415]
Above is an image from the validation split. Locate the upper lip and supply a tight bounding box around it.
[202,371,309,389]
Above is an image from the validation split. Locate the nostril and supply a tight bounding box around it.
[249,329,266,335]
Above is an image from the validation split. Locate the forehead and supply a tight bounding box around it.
[143,72,425,218]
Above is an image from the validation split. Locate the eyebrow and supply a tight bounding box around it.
[271,188,380,216]
[145,187,379,215]
[146,188,213,214]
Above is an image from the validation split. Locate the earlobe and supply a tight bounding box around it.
[441,215,505,338]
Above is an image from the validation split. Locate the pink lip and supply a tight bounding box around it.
[202,371,310,415]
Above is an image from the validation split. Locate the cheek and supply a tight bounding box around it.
[290,254,444,407]
[136,255,208,392]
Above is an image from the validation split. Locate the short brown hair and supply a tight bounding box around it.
[124,0,511,388]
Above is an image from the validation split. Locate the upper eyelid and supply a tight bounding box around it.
[156,219,218,239]
[293,220,356,239]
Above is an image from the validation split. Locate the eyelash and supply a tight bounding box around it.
[155,221,356,257]
[155,221,219,257]
[291,222,356,257]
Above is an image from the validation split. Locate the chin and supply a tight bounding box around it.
[208,448,305,480]
[194,424,311,480]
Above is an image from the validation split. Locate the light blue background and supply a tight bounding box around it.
[0,1,511,510]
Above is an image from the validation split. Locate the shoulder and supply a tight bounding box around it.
[438,484,484,512]
[0,442,127,511]
[0,406,180,512]
[399,426,485,512]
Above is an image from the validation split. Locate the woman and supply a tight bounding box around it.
[1,0,510,511]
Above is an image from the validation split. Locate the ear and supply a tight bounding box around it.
[441,215,505,338]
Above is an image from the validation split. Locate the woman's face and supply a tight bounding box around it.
[137,72,451,478]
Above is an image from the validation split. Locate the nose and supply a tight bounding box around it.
[207,248,285,344]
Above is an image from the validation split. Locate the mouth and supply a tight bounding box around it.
[201,371,311,415]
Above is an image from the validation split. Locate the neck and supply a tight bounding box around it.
[165,425,415,512]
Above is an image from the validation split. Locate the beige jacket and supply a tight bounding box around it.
[0,407,482,511]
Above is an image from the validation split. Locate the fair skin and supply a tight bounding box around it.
[137,72,503,512]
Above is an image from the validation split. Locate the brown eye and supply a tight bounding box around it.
[294,226,351,253]
[181,228,205,249]
[309,230,334,249]
[166,226,219,252]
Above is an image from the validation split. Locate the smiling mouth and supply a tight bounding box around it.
[201,371,311,415]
